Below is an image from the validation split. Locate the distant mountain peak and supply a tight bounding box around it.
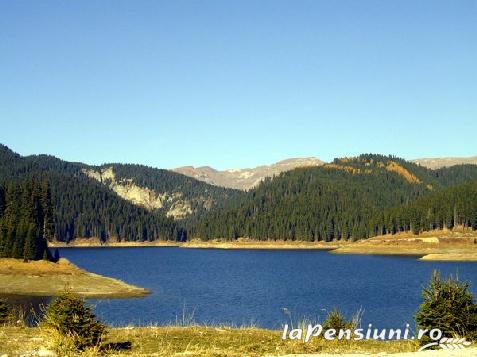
[412,156,477,169]
[172,157,324,190]
[275,157,322,165]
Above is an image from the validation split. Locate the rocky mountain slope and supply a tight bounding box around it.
[83,163,241,219]
[0,144,241,242]
[173,157,324,190]
[412,156,477,169]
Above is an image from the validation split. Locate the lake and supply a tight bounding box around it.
[19,248,477,329]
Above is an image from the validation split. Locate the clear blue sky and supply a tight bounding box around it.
[1,0,476,169]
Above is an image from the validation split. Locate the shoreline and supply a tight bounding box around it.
[181,239,339,250]
[48,230,477,261]
[419,253,477,262]
[49,238,337,250]
[330,230,477,261]
[49,238,181,248]
[0,258,150,298]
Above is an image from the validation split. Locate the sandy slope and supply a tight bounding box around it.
[0,258,149,298]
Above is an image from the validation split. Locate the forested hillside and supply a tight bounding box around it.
[0,178,53,260]
[375,181,477,235]
[191,155,477,241]
[0,145,183,242]
[83,163,241,219]
[3,145,477,244]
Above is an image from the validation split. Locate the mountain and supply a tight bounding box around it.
[0,144,241,242]
[173,157,324,190]
[412,156,477,169]
[82,164,241,219]
[191,154,477,241]
[3,143,477,244]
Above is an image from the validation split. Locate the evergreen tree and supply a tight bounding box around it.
[23,224,36,261]
[43,291,106,350]
[415,271,477,343]
[0,178,54,260]
[192,156,477,241]
[0,144,241,243]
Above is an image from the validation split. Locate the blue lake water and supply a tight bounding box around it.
[55,247,477,330]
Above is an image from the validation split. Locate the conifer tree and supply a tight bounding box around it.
[415,271,477,343]
[23,224,36,261]
[0,178,54,260]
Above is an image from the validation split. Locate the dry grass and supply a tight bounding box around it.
[0,325,418,356]
[331,228,477,261]
[182,238,338,250]
[419,253,477,261]
[0,258,149,298]
[0,326,42,356]
[0,257,83,275]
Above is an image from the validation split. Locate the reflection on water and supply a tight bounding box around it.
[0,294,51,326]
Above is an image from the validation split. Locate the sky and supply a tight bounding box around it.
[0,0,476,170]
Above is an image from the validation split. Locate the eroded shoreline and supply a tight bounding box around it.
[0,258,150,298]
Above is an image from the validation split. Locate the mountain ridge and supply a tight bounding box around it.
[173,157,324,190]
[3,143,477,244]
[411,156,477,169]
[173,155,477,190]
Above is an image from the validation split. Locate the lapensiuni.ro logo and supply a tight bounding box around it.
[281,323,472,351]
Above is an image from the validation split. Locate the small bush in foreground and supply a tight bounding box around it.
[42,290,106,351]
[322,307,358,331]
[415,270,477,343]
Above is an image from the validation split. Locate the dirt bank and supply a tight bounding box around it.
[0,258,149,298]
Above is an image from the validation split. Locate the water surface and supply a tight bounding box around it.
[20,247,477,329]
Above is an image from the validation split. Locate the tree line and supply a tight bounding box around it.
[373,181,477,235]
[0,177,54,260]
[0,145,186,242]
[2,145,477,244]
[191,155,477,241]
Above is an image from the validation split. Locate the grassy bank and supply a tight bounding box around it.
[331,229,477,261]
[0,258,149,298]
[0,325,419,356]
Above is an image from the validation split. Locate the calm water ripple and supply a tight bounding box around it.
[42,247,477,329]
